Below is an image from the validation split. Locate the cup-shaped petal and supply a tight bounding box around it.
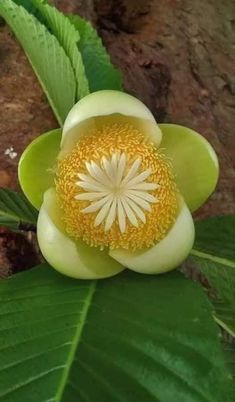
[109,196,195,274]
[18,129,61,209]
[60,90,162,158]
[159,124,219,212]
[37,188,125,279]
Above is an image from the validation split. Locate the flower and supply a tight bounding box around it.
[19,90,219,279]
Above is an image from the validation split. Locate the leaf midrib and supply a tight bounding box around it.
[191,244,235,339]
[214,315,235,338]
[190,249,235,268]
[55,280,96,402]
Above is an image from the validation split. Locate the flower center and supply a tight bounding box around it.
[56,122,178,250]
[75,153,159,233]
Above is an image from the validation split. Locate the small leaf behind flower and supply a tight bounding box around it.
[11,0,37,14]
[0,0,76,125]
[69,14,123,92]
[5,0,122,98]
[0,188,38,230]
[30,0,90,100]
[0,266,232,401]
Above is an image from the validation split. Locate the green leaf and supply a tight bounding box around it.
[69,14,123,92]
[159,124,219,212]
[223,340,235,393]
[0,265,232,401]
[18,129,61,209]
[214,303,235,338]
[0,0,76,125]
[0,188,38,230]
[193,216,235,261]
[191,216,235,337]
[12,0,37,13]
[30,0,89,100]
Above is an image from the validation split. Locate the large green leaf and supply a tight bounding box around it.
[0,265,232,401]
[69,15,123,92]
[0,188,38,230]
[30,0,89,100]
[223,340,235,394]
[191,216,235,337]
[0,0,76,125]
[193,216,235,261]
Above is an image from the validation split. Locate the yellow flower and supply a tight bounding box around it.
[19,90,219,279]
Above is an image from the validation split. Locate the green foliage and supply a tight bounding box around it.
[191,216,235,337]
[0,188,38,230]
[0,0,76,125]
[193,216,235,260]
[12,0,37,13]
[0,265,232,401]
[30,0,89,99]
[0,0,123,126]
[69,15,123,92]
[223,340,235,393]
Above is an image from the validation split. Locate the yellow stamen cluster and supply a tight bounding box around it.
[56,122,178,250]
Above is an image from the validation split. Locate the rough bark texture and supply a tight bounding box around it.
[0,0,234,275]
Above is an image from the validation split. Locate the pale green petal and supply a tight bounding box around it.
[18,129,61,209]
[159,124,219,212]
[109,197,195,274]
[60,90,162,158]
[37,188,124,279]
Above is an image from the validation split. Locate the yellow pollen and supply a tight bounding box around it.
[55,123,178,250]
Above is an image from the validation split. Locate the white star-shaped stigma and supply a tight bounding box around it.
[75,153,160,233]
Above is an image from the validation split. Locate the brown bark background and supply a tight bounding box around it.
[0,0,234,275]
